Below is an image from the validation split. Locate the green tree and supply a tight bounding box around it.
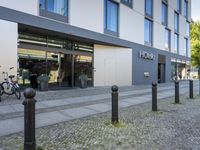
[191,21,200,67]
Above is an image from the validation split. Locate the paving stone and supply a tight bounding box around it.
[0,106,16,114]
[59,107,98,119]
[84,103,111,113]
[36,111,72,128]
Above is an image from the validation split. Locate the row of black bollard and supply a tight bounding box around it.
[152,80,194,111]
[22,80,195,149]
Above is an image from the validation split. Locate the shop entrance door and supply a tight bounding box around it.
[158,63,165,83]
[158,55,166,83]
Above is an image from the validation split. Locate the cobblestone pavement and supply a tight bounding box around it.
[0,95,200,150]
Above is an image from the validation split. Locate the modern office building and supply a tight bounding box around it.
[0,0,191,88]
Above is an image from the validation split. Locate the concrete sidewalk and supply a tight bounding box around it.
[0,81,199,137]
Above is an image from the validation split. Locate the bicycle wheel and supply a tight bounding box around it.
[1,82,13,95]
[14,85,21,100]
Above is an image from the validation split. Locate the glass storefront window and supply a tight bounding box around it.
[171,58,189,81]
[18,49,47,88]
[18,32,94,89]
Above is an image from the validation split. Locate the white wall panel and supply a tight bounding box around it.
[169,0,176,11]
[153,23,165,50]
[180,15,186,36]
[120,4,144,44]
[168,6,174,32]
[0,20,18,82]
[154,0,161,24]
[94,45,132,86]
[0,0,38,15]
[134,0,144,16]
[70,0,104,33]
[179,36,185,56]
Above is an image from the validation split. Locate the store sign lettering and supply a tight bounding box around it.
[139,51,155,60]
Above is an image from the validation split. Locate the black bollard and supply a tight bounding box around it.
[152,82,157,111]
[189,80,193,99]
[111,85,119,124]
[175,80,180,104]
[23,88,36,150]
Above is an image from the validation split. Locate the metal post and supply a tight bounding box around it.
[152,82,157,111]
[23,88,36,150]
[111,85,119,124]
[175,80,180,104]
[189,80,194,99]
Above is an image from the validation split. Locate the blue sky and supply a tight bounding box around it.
[192,0,200,21]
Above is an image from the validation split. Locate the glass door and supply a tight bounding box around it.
[74,54,93,87]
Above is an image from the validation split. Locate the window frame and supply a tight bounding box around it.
[186,21,190,37]
[144,18,153,46]
[174,11,179,33]
[39,0,68,23]
[145,0,153,19]
[161,1,168,26]
[121,0,133,8]
[164,28,171,50]
[104,0,119,37]
[176,0,182,14]
[184,37,188,56]
[174,33,179,54]
[184,0,188,19]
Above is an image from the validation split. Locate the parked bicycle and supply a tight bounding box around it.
[0,67,21,100]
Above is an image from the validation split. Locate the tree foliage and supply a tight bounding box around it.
[191,21,200,67]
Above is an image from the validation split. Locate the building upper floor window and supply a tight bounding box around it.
[162,2,168,26]
[184,38,188,56]
[145,0,153,18]
[184,0,188,19]
[174,12,179,33]
[164,28,170,50]
[144,18,153,46]
[176,0,181,13]
[104,0,119,36]
[174,33,179,53]
[40,0,68,16]
[186,21,190,37]
[121,0,132,8]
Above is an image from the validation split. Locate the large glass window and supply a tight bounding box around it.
[162,2,168,26]
[174,12,179,33]
[18,33,94,88]
[145,0,153,18]
[176,0,181,13]
[184,0,188,18]
[186,21,190,37]
[40,0,68,16]
[164,28,170,50]
[174,33,179,53]
[104,0,119,36]
[121,0,132,7]
[144,19,153,45]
